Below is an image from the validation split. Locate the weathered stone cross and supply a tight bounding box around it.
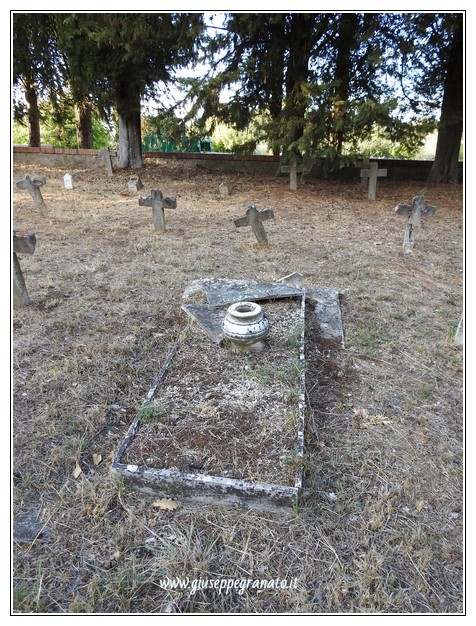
[13,230,36,307]
[360,161,387,200]
[233,204,274,246]
[98,147,114,176]
[16,175,47,215]
[394,195,436,250]
[281,163,304,191]
[139,189,177,232]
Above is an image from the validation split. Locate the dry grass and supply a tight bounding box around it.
[12,160,463,614]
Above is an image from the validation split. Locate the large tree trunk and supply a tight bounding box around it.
[428,16,463,183]
[24,78,41,148]
[116,81,143,170]
[75,100,93,149]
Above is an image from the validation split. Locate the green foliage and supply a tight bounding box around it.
[209,123,257,153]
[12,11,462,171]
[13,103,112,149]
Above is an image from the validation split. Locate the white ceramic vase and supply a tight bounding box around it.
[222,301,270,352]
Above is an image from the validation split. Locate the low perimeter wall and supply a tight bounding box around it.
[12,146,463,181]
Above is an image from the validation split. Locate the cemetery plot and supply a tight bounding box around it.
[12,162,463,613]
[113,296,307,512]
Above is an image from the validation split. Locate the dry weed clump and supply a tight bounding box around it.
[12,161,463,614]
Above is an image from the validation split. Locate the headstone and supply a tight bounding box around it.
[16,175,47,215]
[219,182,229,197]
[98,147,113,177]
[128,175,144,194]
[233,204,274,246]
[281,164,304,191]
[394,195,436,251]
[139,189,177,232]
[13,230,36,307]
[360,161,387,200]
[64,173,73,189]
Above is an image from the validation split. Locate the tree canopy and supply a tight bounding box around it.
[12,11,463,181]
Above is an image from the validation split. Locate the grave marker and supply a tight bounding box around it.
[16,175,47,215]
[13,230,36,307]
[139,189,177,232]
[98,147,113,176]
[64,173,73,189]
[233,204,274,246]
[394,195,436,250]
[360,161,387,200]
[281,164,303,191]
[128,175,144,194]
[219,182,229,197]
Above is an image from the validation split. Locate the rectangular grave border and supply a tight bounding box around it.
[112,293,306,513]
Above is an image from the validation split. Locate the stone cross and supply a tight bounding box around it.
[13,230,36,307]
[360,161,387,200]
[281,164,304,191]
[233,204,274,246]
[139,189,177,232]
[98,147,113,176]
[64,173,73,189]
[16,175,47,215]
[394,195,436,250]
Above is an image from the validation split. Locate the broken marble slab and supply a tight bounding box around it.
[182,277,345,345]
[182,277,303,307]
[306,286,345,345]
[181,303,226,343]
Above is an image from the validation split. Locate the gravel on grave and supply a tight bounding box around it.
[121,299,304,486]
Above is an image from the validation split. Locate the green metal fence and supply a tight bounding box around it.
[142,135,212,153]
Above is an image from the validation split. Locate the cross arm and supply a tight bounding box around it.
[420,204,437,217]
[256,207,274,221]
[16,176,46,190]
[395,204,412,216]
[233,215,249,228]
[138,196,153,207]
[163,196,177,209]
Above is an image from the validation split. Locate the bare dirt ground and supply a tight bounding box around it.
[12,160,464,614]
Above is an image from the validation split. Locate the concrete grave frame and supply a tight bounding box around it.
[112,278,345,512]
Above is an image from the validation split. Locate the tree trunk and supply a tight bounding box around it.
[24,78,41,148]
[116,81,143,170]
[75,100,93,149]
[428,16,463,183]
